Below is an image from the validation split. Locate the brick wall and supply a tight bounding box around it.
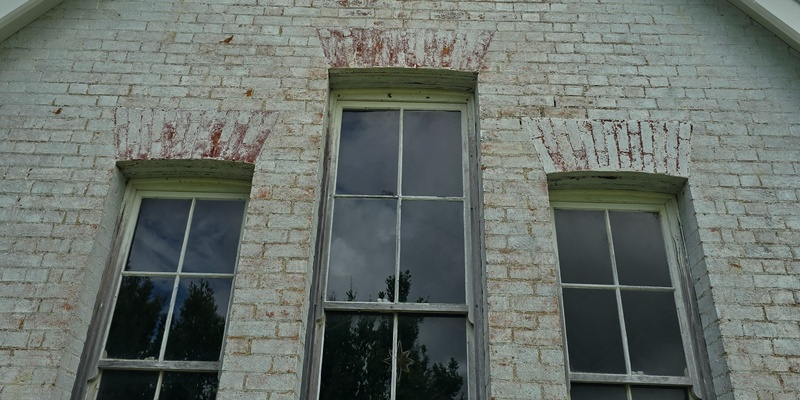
[0,0,798,399]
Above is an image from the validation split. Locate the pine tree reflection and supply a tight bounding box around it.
[321,271,465,400]
[103,276,224,399]
[166,279,226,361]
[105,275,169,359]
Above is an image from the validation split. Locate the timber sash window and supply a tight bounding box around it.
[551,191,704,400]
[308,91,480,400]
[93,183,248,400]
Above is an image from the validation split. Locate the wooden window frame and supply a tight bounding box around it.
[302,89,487,400]
[550,190,709,399]
[84,178,251,400]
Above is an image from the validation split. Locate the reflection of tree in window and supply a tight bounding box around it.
[105,275,168,359]
[320,271,465,400]
[166,279,226,361]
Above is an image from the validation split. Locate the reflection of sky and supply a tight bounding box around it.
[400,200,465,303]
[610,211,671,287]
[563,288,626,374]
[183,200,246,274]
[407,315,467,386]
[127,199,191,272]
[402,110,462,197]
[622,291,686,376]
[337,110,399,195]
[328,198,397,301]
[554,209,613,284]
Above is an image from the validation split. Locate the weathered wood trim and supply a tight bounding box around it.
[97,360,220,373]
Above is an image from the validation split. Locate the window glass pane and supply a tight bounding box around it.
[105,276,174,359]
[165,278,232,361]
[96,370,158,400]
[328,198,397,302]
[569,383,627,400]
[562,288,626,373]
[610,211,672,287]
[127,199,191,272]
[396,315,467,400]
[400,200,465,304]
[554,210,614,284]
[336,110,400,196]
[161,372,219,400]
[402,110,463,197]
[621,291,687,376]
[183,200,246,274]
[631,386,690,400]
[320,312,393,400]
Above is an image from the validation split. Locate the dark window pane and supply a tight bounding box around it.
[631,386,690,400]
[337,110,400,195]
[127,199,191,272]
[570,383,627,400]
[165,278,232,361]
[396,315,467,400]
[328,198,397,302]
[562,288,626,373]
[161,372,219,400]
[183,200,246,274]
[621,291,687,376]
[402,110,463,197]
[399,200,465,304]
[105,276,173,359]
[96,370,158,400]
[320,312,392,400]
[554,210,614,284]
[610,211,672,287]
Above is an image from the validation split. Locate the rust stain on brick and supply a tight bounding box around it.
[529,118,692,176]
[54,107,62,115]
[115,109,277,164]
[220,35,234,44]
[317,28,494,71]
[206,123,224,158]
[162,123,176,143]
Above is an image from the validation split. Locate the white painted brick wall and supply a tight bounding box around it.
[0,0,799,399]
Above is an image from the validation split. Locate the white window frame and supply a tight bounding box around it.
[86,178,250,400]
[549,190,707,399]
[303,89,486,400]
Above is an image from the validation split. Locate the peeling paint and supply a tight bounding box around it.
[527,118,692,177]
[317,28,494,71]
[114,108,278,164]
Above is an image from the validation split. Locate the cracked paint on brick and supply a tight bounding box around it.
[528,118,692,177]
[317,28,494,71]
[114,109,278,163]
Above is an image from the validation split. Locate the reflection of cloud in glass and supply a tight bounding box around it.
[127,199,191,272]
[414,316,467,376]
[328,199,397,302]
[402,110,463,197]
[563,288,626,374]
[554,209,613,284]
[183,200,246,274]
[622,291,686,376]
[610,211,671,287]
[337,110,400,195]
[400,200,465,303]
